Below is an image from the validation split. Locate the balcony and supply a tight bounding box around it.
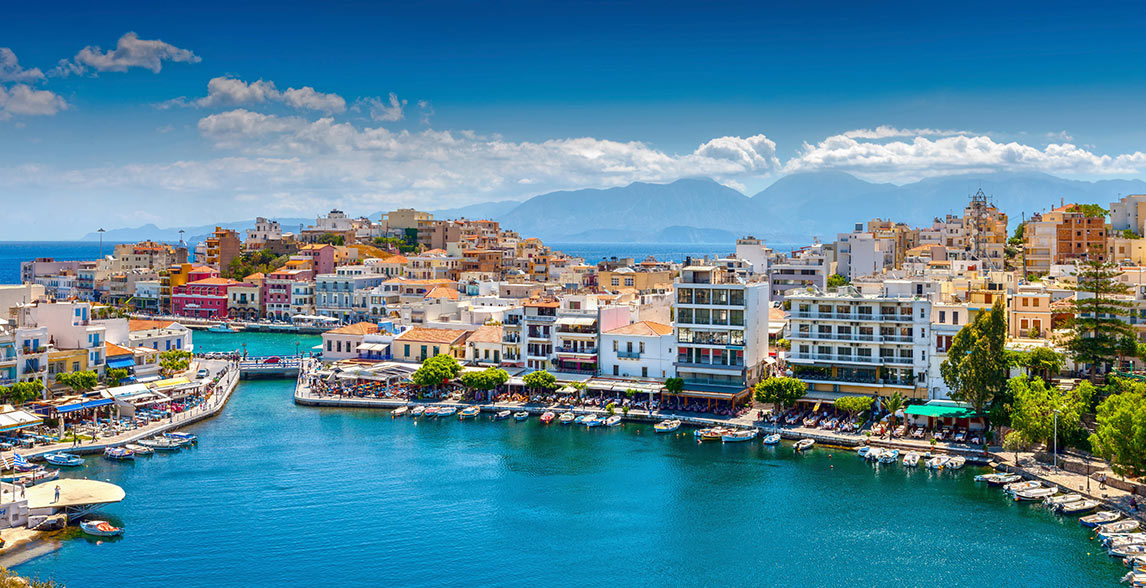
[524,315,557,323]
[796,371,917,388]
[674,359,744,370]
[502,335,520,343]
[791,311,913,322]
[788,352,877,364]
[555,346,597,356]
[882,356,915,365]
[617,350,642,359]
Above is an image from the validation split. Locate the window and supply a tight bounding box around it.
[639,342,645,353]
[641,367,648,377]
[404,344,410,356]
[939,310,945,323]
[613,365,619,376]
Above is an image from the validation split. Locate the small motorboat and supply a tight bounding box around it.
[559,412,576,424]
[410,406,426,417]
[1105,533,1146,549]
[654,420,681,433]
[80,520,123,537]
[167,431,198,444]
[604,415,622,427]
[137,437,181,452]
[2,467,59,486]
[574,415,588,424]
[437,406,458,418]
[44,452,84,467]
[423,406,440,418]
[1082,510,1122,527]
[540,411,555,424]
[878,449,900,464]
[1111,544,1146,559]
[495,410,512,420]
[164,433,195,447]
[207,323,239,333]
[762,433,781,445]
[856,446,872,458]
[458,406,480,420]
[975,472,1005,483]
[926,456,950,470]
[1003,481,1040,494]
[124,443,152,455]
[1099,520,1142,536]
[946,456,966,470]
[103,447,135,461]
[1014,487,1057,501]
[583,416,602,428]
[722,429,756,443]
[987,474,1022,487]
[698,428,725,442]
[1058,499,1100,514]
[392,406,409,417]
[514,411,529,422]
[866,448,884,461]
[794,439,815,452]
[1045,493,1084,508]
[903,452,921,467]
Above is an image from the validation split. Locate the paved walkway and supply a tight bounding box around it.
[993,451,1141,516]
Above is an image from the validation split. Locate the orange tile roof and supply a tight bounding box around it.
[604,321,673,336]
[104,342,134,357]
[384,255,408,264]
[129,319,176,332]
[424,286,459,301]
[244,272,265,281]
[186,277,239,286]
[326,322,380,336]
[395,327,469,345]
[466,325,502,344]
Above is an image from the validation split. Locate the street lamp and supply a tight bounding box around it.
[1053,409,1061,471]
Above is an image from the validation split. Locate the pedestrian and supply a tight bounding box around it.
[1100,472,1107,490]
[53,485,60,504]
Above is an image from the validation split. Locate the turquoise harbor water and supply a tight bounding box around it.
[13,333,1127,587]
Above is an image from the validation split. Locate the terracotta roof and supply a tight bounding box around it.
[467,325,503,344]
[422,248,448,255]
[383,255,408,264]
[104,342,134,358]
[424,286,459,301]
[604,321,673,336]
[524,299,560,308]
[186,277,238,286]
[394,327,469,345]
[189,265,215,273]
[244,272,265,281]
[129,319,176,332]
[326,322,379,336]
[769,307,786,321]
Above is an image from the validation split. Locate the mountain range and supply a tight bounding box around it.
[83,171,1146,246]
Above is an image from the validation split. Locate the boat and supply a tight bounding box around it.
[1,467,59,486]
[1003,481,1040,494]
[207,322,239,333]
[903,452,921,467]
[79,520,123,537]
[574,415,588,424]
[103,447,135,461]
[559,412,576,424]
[986,473,1023,487]
[1099,520,1142,536]
[925,456,950,470]
[437,406,458,418]
[654,420,681,433]
[604,415,622,427]
[794,439,815,452]
[411,406,426,417]
[762,433,781,445]
[165,432,196,446]
[698,428,725,442]
[494,410,511,420]
[1045,493,1084,508]
[514,411,529,422]
[423,406,440,418]
[540,411,555,424]
[392,406,409,417]
[1105,533,1146,549]
[946,456,966,470]
[1014,487,1057,501]
[1082,511,1122,527]
[1111,544,1146,559]
[866,448,885,461]
[878,449,900,464]
[975,472,1009,483]
[124,443,152,455]
[43,452,84,467]
[1058,499,1101,514]
[857,446,873,458]
[722,429,757,443]
[458,406,480,419]
[137,437,181,451]
[583,416,602,428]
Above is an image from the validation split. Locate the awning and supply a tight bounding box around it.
[106,356,135,369]
[555,317,596,326]
[56,397,115,413]
[0,410,41,432]
[150,376,191,390]
[357,343,389,352]
[903,404,979,419]
[109,383,151,399]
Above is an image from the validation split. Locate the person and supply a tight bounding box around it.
[1100,472,1107,490]
[53,485,60,504]
[1132,495,1139,513]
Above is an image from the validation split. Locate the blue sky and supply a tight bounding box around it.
[3,0,1146,238]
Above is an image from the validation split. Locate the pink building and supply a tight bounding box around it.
[299,244,336,275]
[172,277,239,319]
[262,268,311,321]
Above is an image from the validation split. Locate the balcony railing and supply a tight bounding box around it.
[791,311,913,322]
[555,346,597,355]
[502,335,520,343]
[788,353,877,364]
[616,350,642,359]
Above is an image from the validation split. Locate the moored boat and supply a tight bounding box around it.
[540,411,555,424]
[1,467,59,485]
[762,433,781,445]
[437,406,458,418]
[574,415,588,424]
[856,446,872,458]
[946,456,966,470]
[559,412,576,424]
[410,406,426,417]
[986,473,1022,487]
[124,443,152,455]
[79,520,123,537]
[878,449,900,464]
[866,448,884,461]
[583,416,602,428]
[167,431,198,444]
[1082,510,1122,527]
[458,406,481,419]
[903,452,921,467]
[514,411,529,422]
[1014,487,1056,501]
[654,419,681,433]
[925,455,950,470]
[1058,499,1100,514]
[698,428,725,442]
[103,447,135,461]
[1003,480,1040,494]
[137,437,181,451]
[495,410,511,420]
[1099,520,1142,536]
[722,429,756,443]
[423,406,440,418]
[207,323,239,333]
[604,415,622,427]
[392,406,409,417]
[1045,493,1084,508]
[794,438,815,452]
[44,452,84,467]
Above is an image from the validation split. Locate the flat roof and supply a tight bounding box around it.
[26,479,125,510]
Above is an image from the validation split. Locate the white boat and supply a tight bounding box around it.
[124,443,152,455]
[1058,499,1100,514]
[946,456,966,470]
[1081,510,1122,527]
[1003,481,1040,494]
[865,448,884,461]
[392,406,409,417]
[794,439,815,452]
[902,452,921,467]
[1014,487,1056,501]
[604,415,622,427]
[583,416,602,428]
[495,410,512,420]
[138,437,181,451]
[986,474,1023,487]
[80,520,123,537]
[654,420,681,433]
[762,433,781,445]
[458,406,480,419]
[926,455,950,470]
[1045,493,1084,508]
[207,323,239,333]
[721,429,757,443]
[437,406,458,418]
[856,445,872,458]
[1105,533,1146,549]
[559,412,576,424]
[540,411,556,424]
[878,449,900,464]
[1099,520,1142,536]
[410,406,425,417]
[513,412,529,422]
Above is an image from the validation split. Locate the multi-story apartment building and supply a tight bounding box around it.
[228,282,262,321]
[600,321,675,379]
[172,278,241,319]
[160,264,217,314]
[1024,204,1107,274]
[522,299,557,371]
[671,266,770,405]
[549,294,629,375]
[928,301,972,400]
[1009,283,1052,339]
[246,217,283,246]
[262,269,309,322]
[110,241,188,273]
[835,224,897,280]
[290,282,315,318]
[204,227,241,272]
[787,285,930,400]
[767,243,836,302]
[314,266,389,323]
[19,301,107,378]
[1110,194,1146,235]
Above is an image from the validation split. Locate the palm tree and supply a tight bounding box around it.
[883,391,905,432]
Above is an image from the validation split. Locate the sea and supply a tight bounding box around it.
[12,332,1126,587]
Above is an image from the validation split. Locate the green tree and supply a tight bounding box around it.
[826,273,850,288]
[459,367,509,392]
[835,395,874,420]
[1117,335,1140,370]
[523,369,557,392]
[159,349,192,376]
[104,367,129,383]
[3,381,44,405]
[316,233,345,246]
[663,377,684,395]
[1068,260,1135,378]
[1008,376,1092,450]
[940,298,1008,416]
[1024,346,1065,381]
[411,354,462,388]
[1067,203,1108,218]
[55,370,98,393]
[883,391,905,430]
[1002,429,1031,465]
[1090,388,1146,477]
[753,376,806,414]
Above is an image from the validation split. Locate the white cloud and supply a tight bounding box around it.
[355,93,407,122]
[785,131,1146,182]
[417,99,433,125]
[54,32,200,76]
[840,125,970,140]
[164,76,347,114]
[0,84,67,120]
[0,48,44,82]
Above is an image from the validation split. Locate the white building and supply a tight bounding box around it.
[246,217,283,244]
[1110,194,1146,235]
[128,320,192,353]
[600,321,675,379]
[928,301,971,400]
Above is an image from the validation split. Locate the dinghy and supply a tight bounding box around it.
[137,437,181,451]
[878,449,900,464]
[762,433,781,445]
[458,406,480,419]
[103,447,135,461]
[559,412,576,424]
[392,406,409,417]
[987,474,1023,486]
[721,429,756,443]
[946,456,966,469]
[410,406,425,417]
[1014,487,1057,501]
[1082,510,1122,527]
[494,410,512,420]
[437,406,457,418]
[125,443,152,455]
[856,446,872,458]
[866,448,884,461]
[654,420,681,433]
[422,406,440,418]
[903,452,921,467]
[514,412,530,422]
[1058,499,1100,514]
[540,411,555,424]
[1003,481,1041,494]
[583,415,602,428]
[1044,493,1084,508]
[80,520,123,537]
[1099,520,1142,536]
[794,438,815,452]
[604,415,622,427]
[926,455,950,470]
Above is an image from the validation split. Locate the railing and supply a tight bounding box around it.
[555,346,597,355]
[617,351,642,359]
[556,327,597,335]
[791,311,912,322]
[674,360,743,369]
[788,353,877,364]
[502,335,520,343]
[525,315,557,322]
[882,356,915,365]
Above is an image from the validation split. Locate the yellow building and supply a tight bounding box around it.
[598,268,674,293]
[1009,284,1052,338]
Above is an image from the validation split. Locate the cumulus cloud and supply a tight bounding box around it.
[355,93,407,122]
[0,48,44,82]
[840,125,970,140]
[162,76,347,114]
[784,131,1146,182]
[0,84,67,120]
[417,99,433,125]
[53,32,200,76]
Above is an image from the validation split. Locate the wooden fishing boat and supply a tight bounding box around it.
[2,467,59,486]
[926,455,950,470]
[422,406,440,418]
[721,429,756,443]
[697,428,725,442]
[80,520,123,537]
[1081,510,1122,527]
[1014,487,1056,501]
[762,433,781,445]
[604,415,622,427]
[945,456,966,469]
[794,438,815,452]
[878,449,900,464]
[43,452,84,467]
[392,406,409,417]
[1003,481,1040,494]
[410,406,426,417]
[540,411,555,424]
[1044,493,1083,508]
[986,473,1022,487]
[458,406,480,419]
[137,437,181,452]
[103,447,135,461]
[437,406,458,418]
[495,410,512,420]
[514,411,529,422]
[124,443,152,455]
[653,420,681,433]
[1057,499,1100,514]
[559,412,576,424]
[583,415,602,428]
[1099,520,1142,536]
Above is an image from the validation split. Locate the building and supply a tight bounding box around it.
[263,269,310,321]
[392,327,469,362]
[160,264,217,314]
[172,278,241,319]
[127,319,192,352]
[1110,194,1146,235]
[380,208,432,231]
[227,282,262,321]
[321,322,380,361]
[1024,204,1107,275]
[314,266,390,323]
[465,325,504,366]
[768,243,836,302]
[787,285,931,401]
[671,266,770,408]
[600,321,675,379]
[246,217,283,245]
[1009,283,1052,339]
[204,227,241,272]
[298,244,337,275]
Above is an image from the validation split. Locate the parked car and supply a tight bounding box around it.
[196,368,209,378]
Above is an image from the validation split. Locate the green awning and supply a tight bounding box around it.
[903,404,979,419]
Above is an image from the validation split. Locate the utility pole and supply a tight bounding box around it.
[97,228,106,259]
[1053,409,1060,471]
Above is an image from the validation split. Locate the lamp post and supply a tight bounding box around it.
[1053,409,1060,471]
[97,228,106,260]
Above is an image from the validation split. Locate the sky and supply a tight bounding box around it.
[4,0,1146,238]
